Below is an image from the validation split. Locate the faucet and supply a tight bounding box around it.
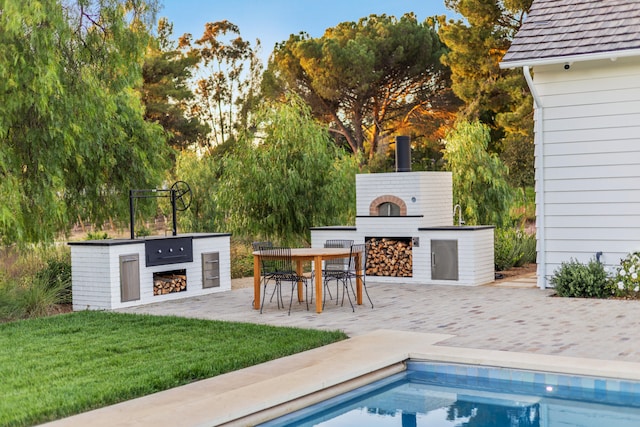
[453,204,465,226]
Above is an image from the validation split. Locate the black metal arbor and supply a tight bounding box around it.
[128,181,192,239]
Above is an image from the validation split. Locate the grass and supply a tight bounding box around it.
[0,311,347,427]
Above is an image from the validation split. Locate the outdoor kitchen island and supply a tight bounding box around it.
[69,233,231,311]
[311,170,495,286]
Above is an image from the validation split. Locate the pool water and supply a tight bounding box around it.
[258,361,640,426]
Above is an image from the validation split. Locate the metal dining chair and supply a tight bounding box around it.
[252,241,274,306]
[319,240,353,304]
[258,247,309,315]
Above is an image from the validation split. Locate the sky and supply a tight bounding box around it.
[159,0,459,62]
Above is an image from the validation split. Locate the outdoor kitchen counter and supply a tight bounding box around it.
[417,225,495,231]
[67,232,231,246]
[69,233,232,311]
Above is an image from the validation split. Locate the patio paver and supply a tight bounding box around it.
[116,274,640,363]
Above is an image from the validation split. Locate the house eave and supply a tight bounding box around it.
[499,48,640,69]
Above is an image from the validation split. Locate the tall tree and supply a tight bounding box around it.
[0,0,170,244]
[263,13,449,161]
[439,0,534,187]
[141,18,210,152]
[216,95,359,245]
[190,20,263,150]
[444,120,514,227]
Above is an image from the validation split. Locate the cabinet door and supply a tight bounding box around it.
[431,240,458,281]
[202,252,220,288]
[120,254,140,302]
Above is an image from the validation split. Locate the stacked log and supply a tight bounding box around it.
[366,238,413,277]
[153,273,187,295]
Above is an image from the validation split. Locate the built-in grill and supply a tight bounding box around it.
[145,237,193,267]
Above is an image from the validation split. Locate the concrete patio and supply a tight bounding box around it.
[115,273,640,362]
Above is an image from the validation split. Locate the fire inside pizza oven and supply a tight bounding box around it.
[365,237,413,277]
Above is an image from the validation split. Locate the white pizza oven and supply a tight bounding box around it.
[311,137,495,286]
[69,233,231,310]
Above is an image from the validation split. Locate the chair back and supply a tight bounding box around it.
[324,239,353,248]
[259,247,295,275]
[252,241,273,251]
[324,240,353,272]
[349,243,368,275]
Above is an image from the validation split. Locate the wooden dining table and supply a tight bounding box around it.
[253,247,363,313]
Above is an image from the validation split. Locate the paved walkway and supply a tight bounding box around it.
[117,274,640,363]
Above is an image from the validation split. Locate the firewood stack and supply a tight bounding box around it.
[366,237,413,277]
[153,273,187,295]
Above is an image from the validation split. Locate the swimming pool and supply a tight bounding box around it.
[258,361,640,426]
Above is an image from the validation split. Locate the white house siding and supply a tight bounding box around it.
[533,56,640,282]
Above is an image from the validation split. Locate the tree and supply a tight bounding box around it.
[216,95,359,245]
[439,0,534,187]
[141,18,210,152]
[263,13,449,162]
[0,0,170,244]
[443,121,514,227]
[172,150,224,233]
[190,20,263,150]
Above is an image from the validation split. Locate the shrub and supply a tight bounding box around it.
[230,239,254,279]
[36,259,72,304]
[0,245,72,321]
[494,227,536,271]
[610,251,640,298]
[550,258,611,298]
[85,231,109,240]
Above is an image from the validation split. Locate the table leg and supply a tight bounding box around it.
[314,255,323,313]
[356,253,363,305]
[296,259,304,302]
[253,254,261,310]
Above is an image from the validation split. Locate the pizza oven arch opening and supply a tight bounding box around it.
[369,195,407,216]
[378,202,400,216]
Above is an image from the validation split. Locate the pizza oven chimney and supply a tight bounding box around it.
[395,136,411,172]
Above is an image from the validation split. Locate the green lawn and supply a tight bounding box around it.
[0,311,347,427]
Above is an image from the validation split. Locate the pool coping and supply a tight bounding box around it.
[40,329,640,427]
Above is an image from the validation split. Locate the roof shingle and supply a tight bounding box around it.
[501,0,640,65]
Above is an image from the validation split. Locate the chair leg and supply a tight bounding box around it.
[325,281,333,300]
[259,281,269,314]
[261,279,284,313]
[269,279,278,303]
[288,281,296,315]
[340,277,355,312]
[362,278,374,308]
[322,277,334,310]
